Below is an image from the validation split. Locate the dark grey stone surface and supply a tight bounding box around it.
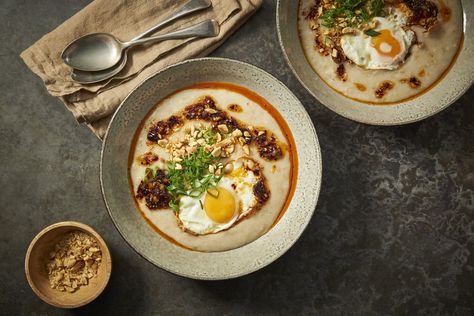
[1,0,473,315]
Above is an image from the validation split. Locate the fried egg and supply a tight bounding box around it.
[177,158,261,235]
[341,15,415,70]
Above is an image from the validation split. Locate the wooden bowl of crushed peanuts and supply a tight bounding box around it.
[25,221,112,308]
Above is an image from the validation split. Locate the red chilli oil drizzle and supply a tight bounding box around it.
[128,82,298,250]
[438,0,452,22]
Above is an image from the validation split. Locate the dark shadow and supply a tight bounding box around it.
[192,225,322,315]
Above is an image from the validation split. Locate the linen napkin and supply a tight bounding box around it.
[21,0,262,138]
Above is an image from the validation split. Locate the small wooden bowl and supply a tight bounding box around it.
[25,221,112,308]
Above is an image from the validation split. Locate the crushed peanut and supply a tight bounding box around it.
[217,124,229,133]
[163,123,248,161]
[46,231,102,293]
[211,147,222,157]
[223,163,234,174]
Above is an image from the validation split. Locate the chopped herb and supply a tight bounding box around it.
[319,0,385,28]
[166,147,222,211]
[370,0,384,17]
[202,128,217,145]
[207,188,219,198]
[320,8,337,27]
[143,167,155,183]
[365,29,381,37]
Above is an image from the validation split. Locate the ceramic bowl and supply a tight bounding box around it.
[25,221,112,308]
[100,57,322,280]
[277,0,474,125]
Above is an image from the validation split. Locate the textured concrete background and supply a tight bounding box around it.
[1,0,473,315]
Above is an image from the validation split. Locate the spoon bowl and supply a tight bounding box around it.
[71,55,128,84]
[62,33,124,72]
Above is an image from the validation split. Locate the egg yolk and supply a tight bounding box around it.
[204,187,236,223]
[230,166,245,178]
[371,29,402,58]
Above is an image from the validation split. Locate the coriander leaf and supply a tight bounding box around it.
[319,0,385,29]
[320,9,336,27]
[370,0,385,17]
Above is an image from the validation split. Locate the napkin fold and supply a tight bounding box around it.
[21,0,262,138]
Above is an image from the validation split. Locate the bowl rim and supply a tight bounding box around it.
[24,221,112,308]
[100,57,322,280]
[276,0,474,126]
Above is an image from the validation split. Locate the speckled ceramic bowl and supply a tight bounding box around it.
[100,58,322,280]
[277,0,474,125]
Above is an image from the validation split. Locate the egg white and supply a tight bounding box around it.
[178,179,238,235]
[341,15,415,70]
[177,158,261,235]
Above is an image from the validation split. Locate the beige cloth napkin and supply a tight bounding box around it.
[21,0,262,139]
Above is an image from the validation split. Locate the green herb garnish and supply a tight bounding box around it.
[320,0,385,28]
[364,29,381,37]
[370,0,384,17]
[166,147,222,211]
[320,8,337,27]
[202,128,217,145]
[143,167,155,183]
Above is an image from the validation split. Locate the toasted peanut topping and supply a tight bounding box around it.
[158,139,168,147]
[243,145,250,155]
[217,124,229,133]
[232,129,243,137]
[223,163,234,174]
[211,147,222,157]
[46,231,102,293]
[208,165,215,173]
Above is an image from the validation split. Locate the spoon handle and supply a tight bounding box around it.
[123,19,219,49]
[131,0,212,41]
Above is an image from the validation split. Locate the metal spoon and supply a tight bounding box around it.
[62,0,212,71]
[71,55,128,84]
[71,19,219,84]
